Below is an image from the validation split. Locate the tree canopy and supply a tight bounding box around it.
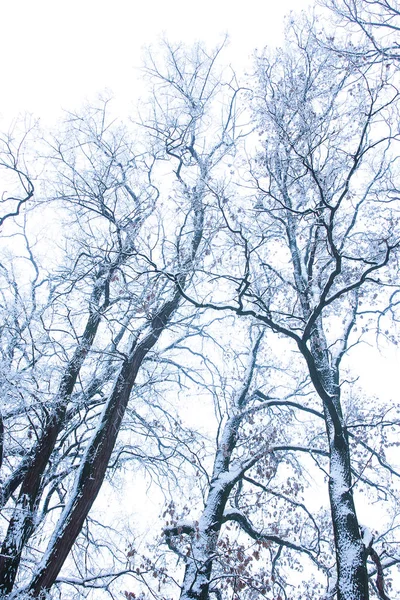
[1,3,400,600]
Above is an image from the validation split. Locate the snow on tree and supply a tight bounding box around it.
[0,6,400,600]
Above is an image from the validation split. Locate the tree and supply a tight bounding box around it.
[167,16,400,600]
[321,0,400,62]
[0,42,241,599]
[1,10,400,600]
[162,328,331,600]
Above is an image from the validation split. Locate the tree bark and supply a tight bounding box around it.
[308,332,369,600]
[0,305,103,595]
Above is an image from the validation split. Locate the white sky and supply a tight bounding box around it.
[0,0,311,127]
[3,0,400,397]
[3,0,400,398]
[2,2,400,592]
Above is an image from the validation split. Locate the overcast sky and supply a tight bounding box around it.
[1,0,311,127]
[3,0,400,398]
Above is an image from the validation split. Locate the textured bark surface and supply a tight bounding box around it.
[28,293,183,595]
[0,306,103,595]
[308,333,369,600]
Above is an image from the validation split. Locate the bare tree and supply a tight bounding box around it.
[1,17,400,600]
[167,17,400,600]
[320,0,400,62]
[0,41,244,599]
[162,329,330,600]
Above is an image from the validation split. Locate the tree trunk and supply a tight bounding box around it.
[310,333,369,600]
[180,481,233,600]
[27,293,183,596]
[0,306,103,595]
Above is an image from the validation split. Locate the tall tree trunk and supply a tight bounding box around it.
[180,480,234,600]
[328,421,368,600]
[0,303,103,595]
[309,332,369,600]
[27,292,182,596]
[288,208,369,598]
[27,174,206,595]
[178,339,262,599]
